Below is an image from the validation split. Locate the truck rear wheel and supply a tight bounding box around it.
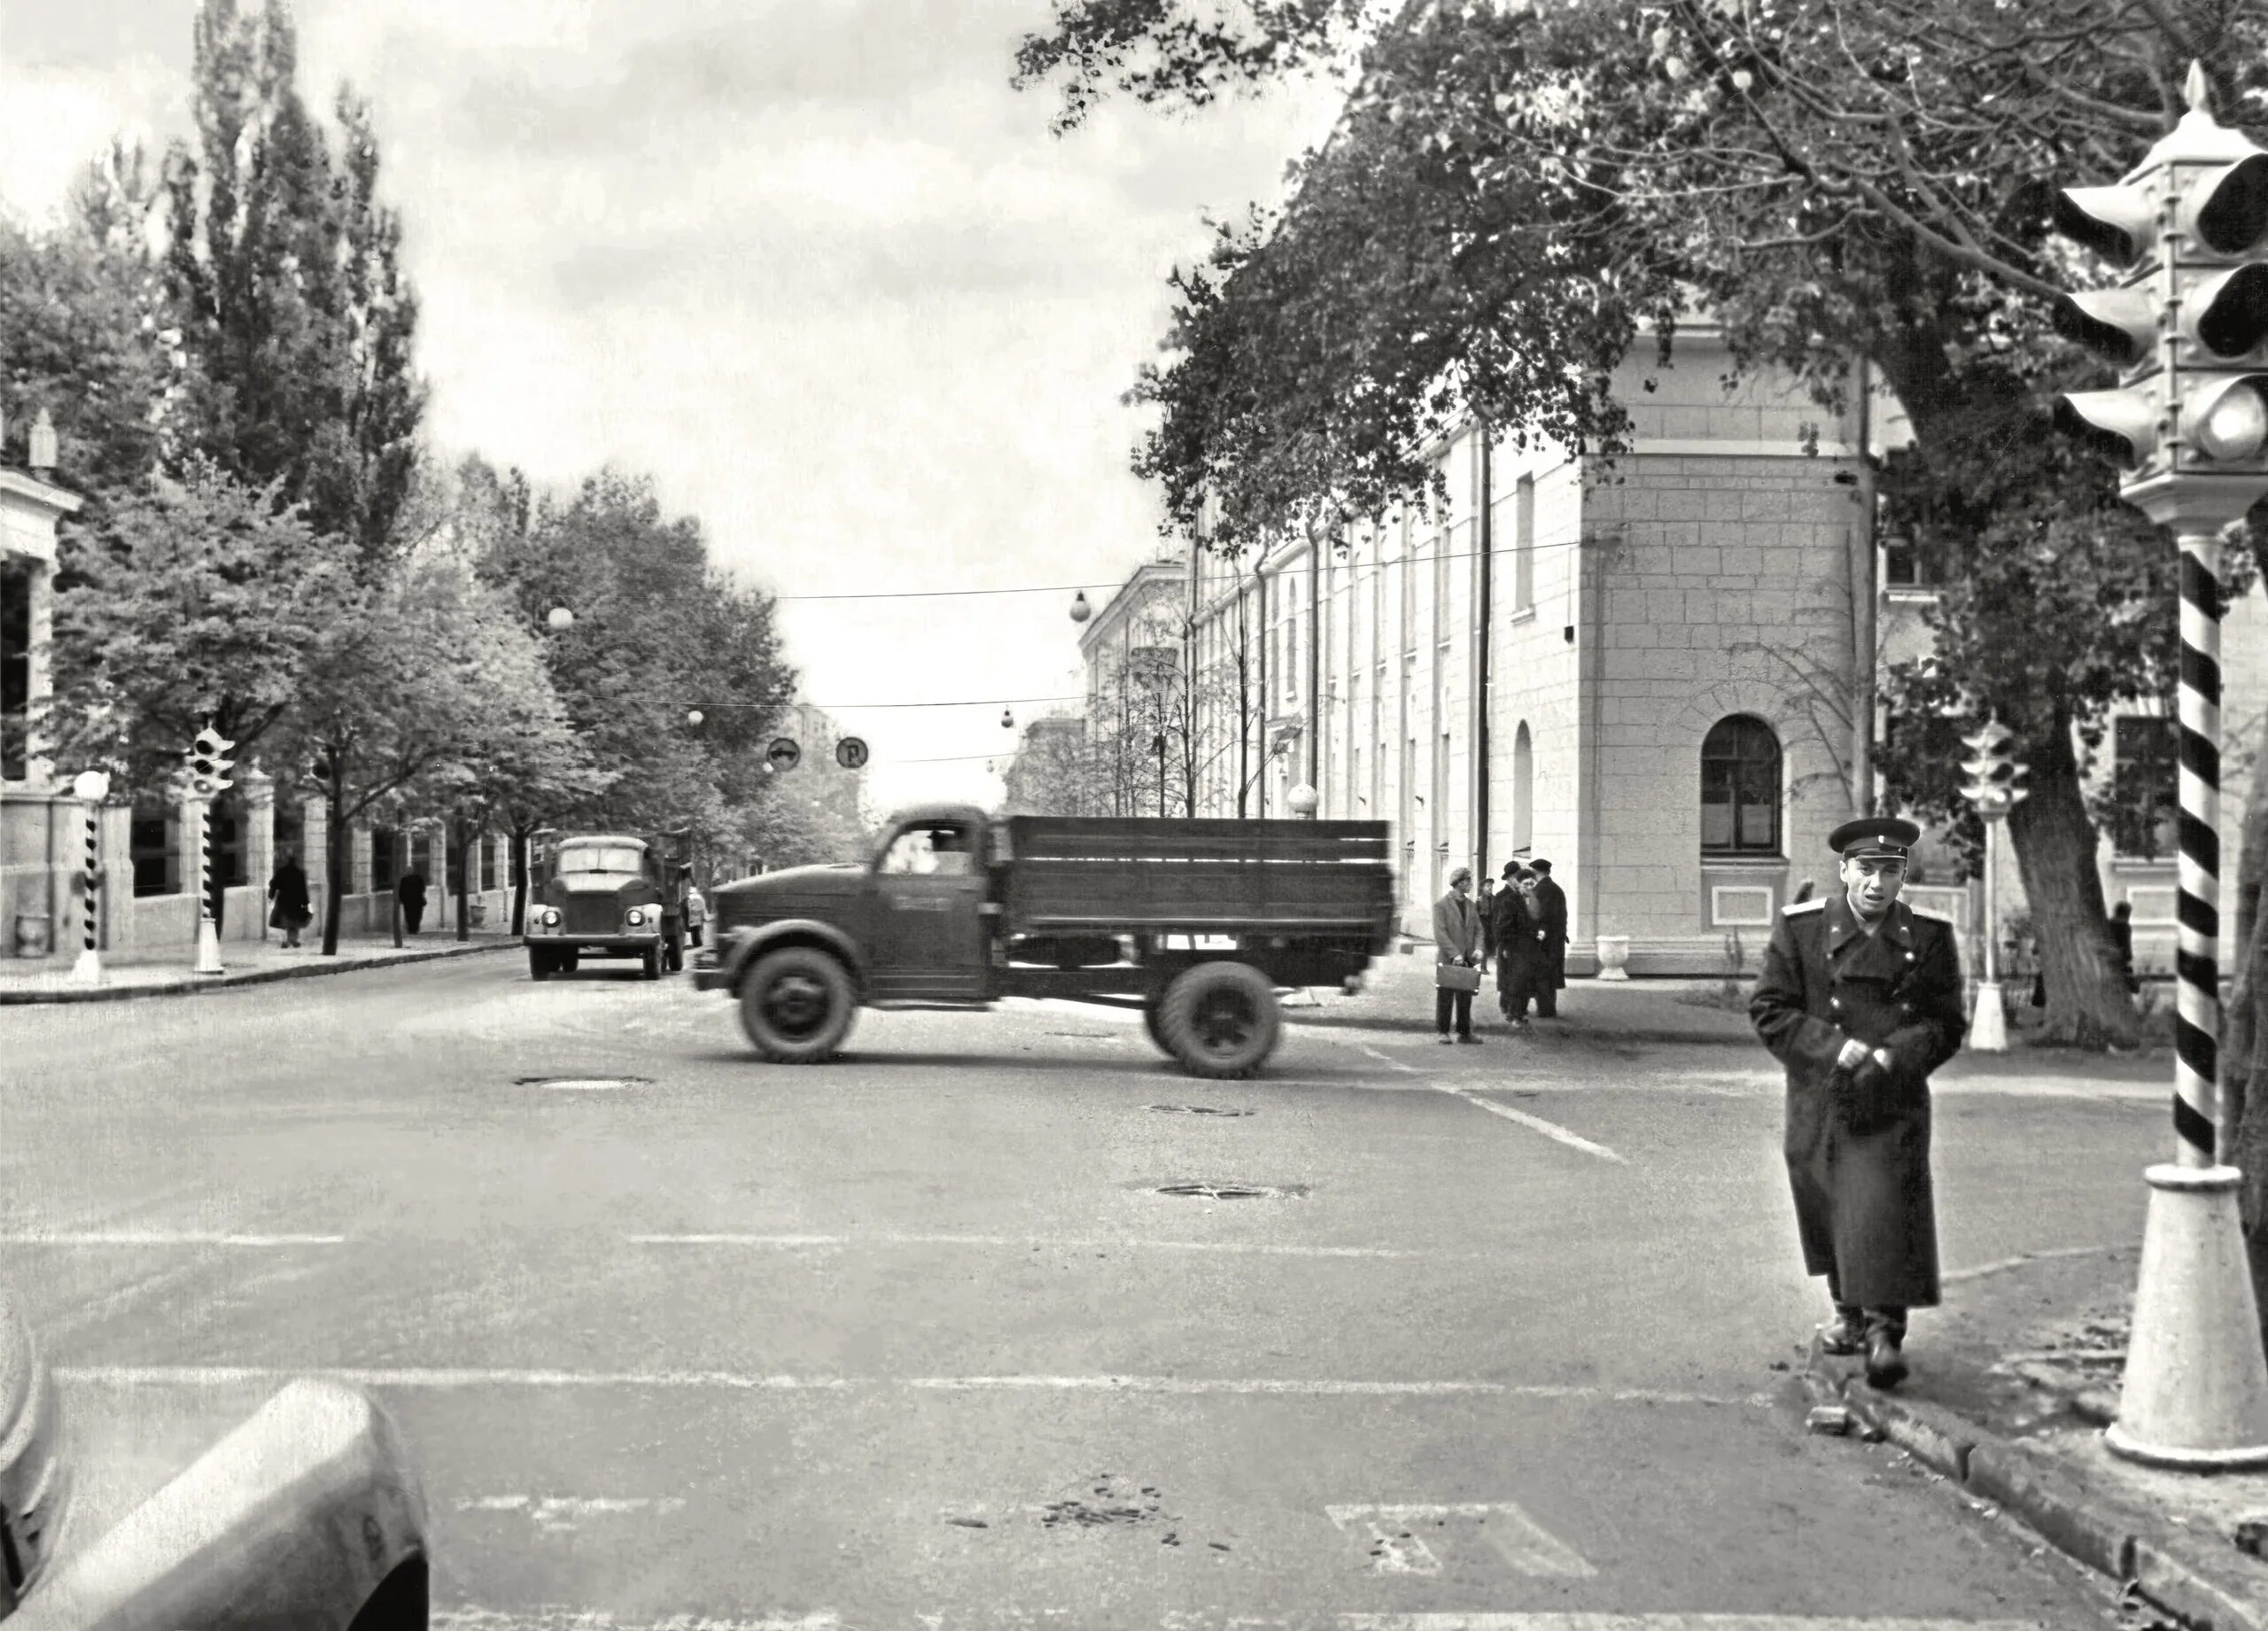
[1156,960,1280,1078]
[740,946,857,1063]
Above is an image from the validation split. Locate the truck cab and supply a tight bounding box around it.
[524,833,669,981]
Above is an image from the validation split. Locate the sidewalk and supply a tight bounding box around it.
[0,929,518,1005]
[1797,1236,2268,1631]
[1301,947,2175,1081]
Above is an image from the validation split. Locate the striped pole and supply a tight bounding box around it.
[2172,531,2221,1168]
[70,799,101,984]
[192,796,223,975]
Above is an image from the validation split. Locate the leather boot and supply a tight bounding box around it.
[1863,1318,1908,1389]
[1817,1311,1863,1356]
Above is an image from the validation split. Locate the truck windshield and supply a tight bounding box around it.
[558,846,645,874]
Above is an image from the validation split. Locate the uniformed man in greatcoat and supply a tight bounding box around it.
[1748,815,1968,1388]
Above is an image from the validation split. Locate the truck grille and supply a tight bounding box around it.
[564,898,620,936]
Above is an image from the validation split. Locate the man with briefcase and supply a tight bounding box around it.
[1433,866,1485,1045]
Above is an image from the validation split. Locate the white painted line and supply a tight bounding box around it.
[1326,1503,1595,1579]
[1332,1619,2049,1630]
[53,1366,1741,1405]
[56,1366,852,1391]
[0,1231,346,1247]
[1360,1043,1423,1076]
[1433,1086,1628,1164]
[628,1232,1424,1260]
[1942,1243,2132,1285]
[432,1616,829,1631]
[457,1495,687,1532]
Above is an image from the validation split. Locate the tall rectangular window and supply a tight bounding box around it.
[130,807,178,897]
[0,564,28,781]
[1401,530,1417,656]
[1433,528,1449,645]
[1515,475,1535,610]
[2111,714,2179,859]
[1434,729,1450,852]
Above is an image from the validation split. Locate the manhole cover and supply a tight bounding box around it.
[1145,1104,1255,1117]
[515,1076,651,1091]
[1152,1181,1302,1200]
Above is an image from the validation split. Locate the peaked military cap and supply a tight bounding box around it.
[1826,815,1921,858]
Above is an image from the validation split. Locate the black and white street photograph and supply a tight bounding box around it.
[8,3,2268,1627]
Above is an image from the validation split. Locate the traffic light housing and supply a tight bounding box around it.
[1959,720,2029,819]
[187,723,236,799]
[2053,65,2268,526]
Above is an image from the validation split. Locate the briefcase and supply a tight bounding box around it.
[1433,962,1482,993]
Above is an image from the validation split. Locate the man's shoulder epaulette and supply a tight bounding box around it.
[1782,898,1827,917]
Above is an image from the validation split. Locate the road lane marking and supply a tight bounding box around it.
[1942,1243,2132,1285]
[458,1495,688,1531]
[1433,1086,1628,1164]
[0,1231,346,1247]
[1361,1043,1423,1076]
[629,1232,1424,1259]
[433,1613,835,1631]
[1382,1622,2062,1630]
[52,1366,1744,1405]
[1326,1503,1596,1579]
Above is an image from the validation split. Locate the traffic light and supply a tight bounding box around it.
[187,723,236,799]
[2053,65,2268,517]
[1959,719,2028,819]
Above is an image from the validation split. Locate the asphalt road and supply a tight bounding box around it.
[0,955,2158,1629]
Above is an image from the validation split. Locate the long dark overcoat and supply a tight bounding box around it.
[1491,888,1550,1009]
[1533,876,1569,990]
[1748,893,1967,1309]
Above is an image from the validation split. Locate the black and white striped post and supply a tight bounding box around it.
[2053,64,2268,1467]
[69,770,109,985]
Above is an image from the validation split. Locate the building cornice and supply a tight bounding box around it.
[0,469,85,518]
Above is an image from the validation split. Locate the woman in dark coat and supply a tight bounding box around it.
[1491,867,1548,1027]
[267,851,313,949]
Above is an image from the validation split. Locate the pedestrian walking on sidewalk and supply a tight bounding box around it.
[1528,859,1569,1018]
[267,851,312,949]
[1492,864,1547,1030]
[1749,816,1968,1391]
[1432,866,1485,1045]
[397,866,429,936]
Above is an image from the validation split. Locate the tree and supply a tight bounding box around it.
[161,0,424,570]
[272,553,572,955]
[734,775,871,872]
[480,469,796,836]
[0,198,168,514]
[1002,716,1114,817]
[1014,0,2268,1047]
[40,465,351,792]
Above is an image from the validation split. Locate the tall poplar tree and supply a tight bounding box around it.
[162,0,423,570]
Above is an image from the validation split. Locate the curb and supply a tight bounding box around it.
[1806,1348,2268,1630]
[0,939,516,1006]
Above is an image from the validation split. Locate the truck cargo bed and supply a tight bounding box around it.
[1002,817,1395,944]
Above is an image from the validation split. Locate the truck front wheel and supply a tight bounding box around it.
[740,946,858,1063]
[1156,960,1280,1079]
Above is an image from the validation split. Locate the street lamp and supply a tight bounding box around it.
[1069,591,1091,624]
[70,770,109,985]
[1000,709,1014,730]
[546,607,573,633]
[687,710,704,726]
[1287,783,1319,819]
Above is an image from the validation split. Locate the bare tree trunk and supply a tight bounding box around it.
[321,764,347,957]
[2224,709,2268,1358]
[509,827,529,936]
[454,816,471,943]
[2006,711,2141,1048]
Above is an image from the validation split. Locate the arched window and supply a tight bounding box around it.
[1701,715,1782,855]
[1511,722,1534,854]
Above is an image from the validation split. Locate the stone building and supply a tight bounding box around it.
[1183,320,2268,975]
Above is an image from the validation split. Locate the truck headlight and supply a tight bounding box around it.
[542,908,562,928]
[625,908,646,927]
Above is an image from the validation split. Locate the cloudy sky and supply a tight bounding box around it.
[0,0,1340,811]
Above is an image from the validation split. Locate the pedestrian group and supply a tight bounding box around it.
[1430,856,1569,1044]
